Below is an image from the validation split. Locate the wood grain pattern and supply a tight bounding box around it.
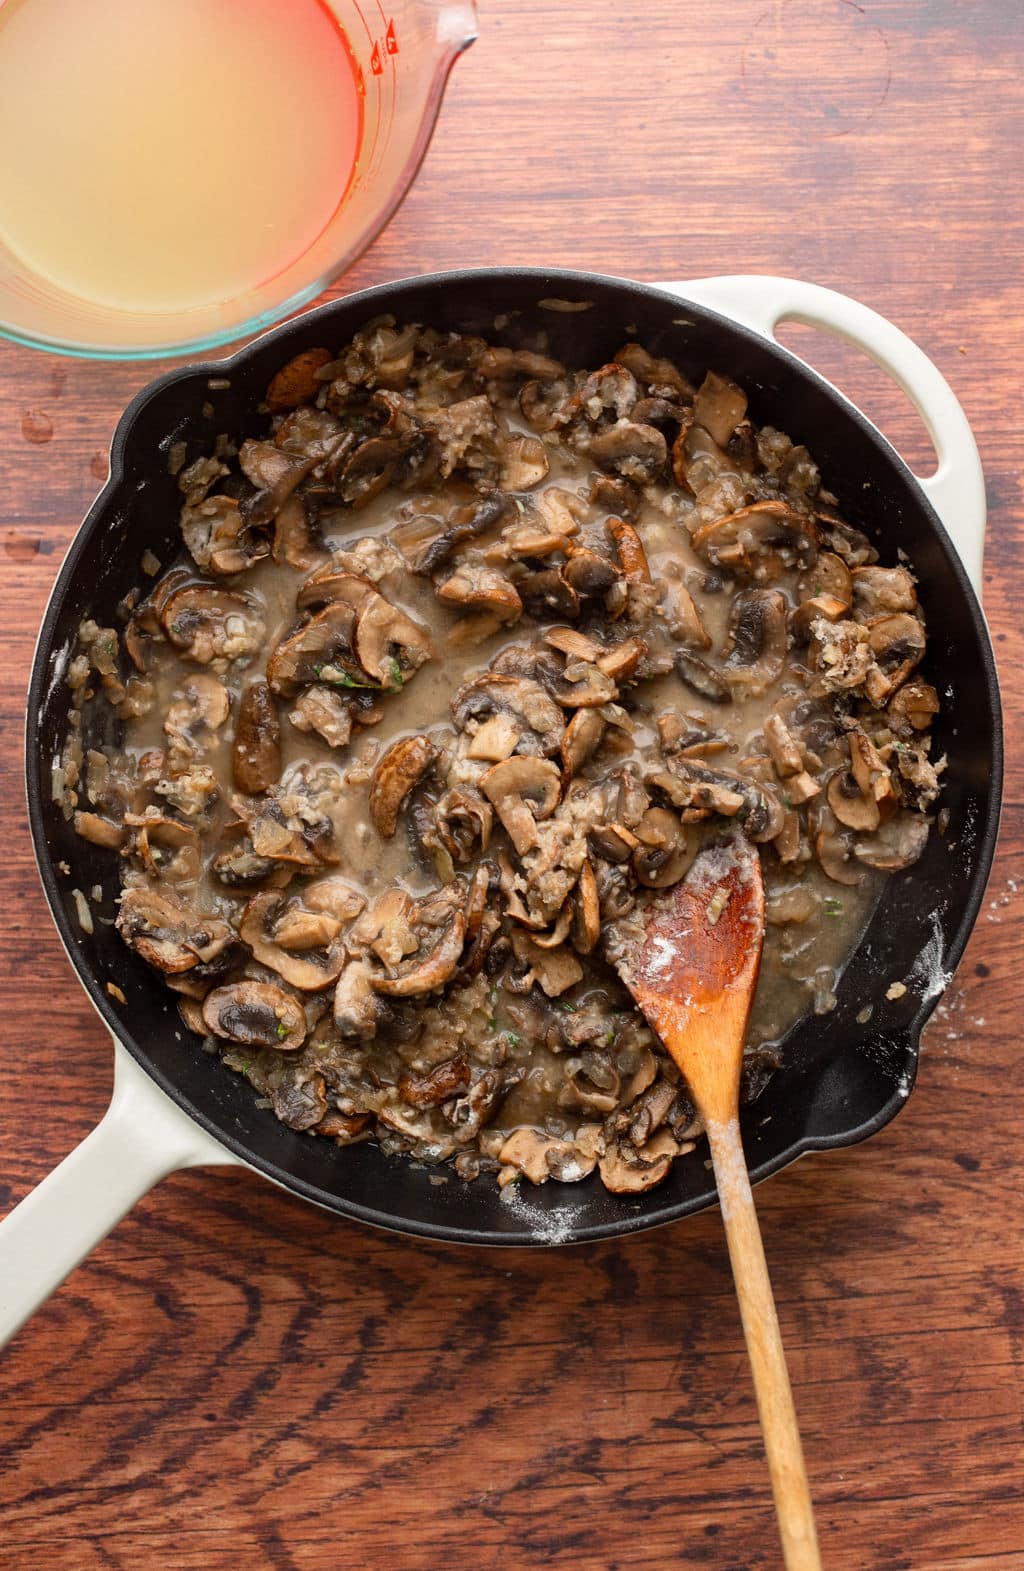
[1,2,1022,1567]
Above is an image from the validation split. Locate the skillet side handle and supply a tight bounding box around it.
[659,274,986,599]
[0,1038,238,1348]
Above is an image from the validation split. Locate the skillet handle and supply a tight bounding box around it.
[658,274,986,599]
[0,1037,238,1348]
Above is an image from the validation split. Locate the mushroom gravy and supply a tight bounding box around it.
[60,322,943,1195]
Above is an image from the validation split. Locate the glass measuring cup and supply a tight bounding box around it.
[0,0,477,360]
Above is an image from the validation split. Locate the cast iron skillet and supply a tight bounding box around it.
[26,269,1003,1245]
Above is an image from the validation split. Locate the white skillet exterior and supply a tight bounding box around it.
[0,276,987,1347]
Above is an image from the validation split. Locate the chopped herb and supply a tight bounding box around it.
[487,1016,497,1031]
[814,581,822,595]
[385,656,404,690]
[171,620,187,637]
[313,662,374,689]
[276,1020,290,1039]
[558,998,577,1012]
[503,1030,522,1049]
[823,897,843,917]
[102,637,117,656]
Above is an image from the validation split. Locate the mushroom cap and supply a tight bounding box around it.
[693,369,748,449]
[588,420,668,482]
[162,586,266,665]
[368,734,437,838]
[116,887,234,975]
[353,593,433,686]
[723,588,789,695]
[239,892,345,991]
[692,501,817,576]
[827,767,881,833]
[202,981,306,1052]
[296,568,378,614]
[371,911,467,997]
[632,807,693,888]
[451,673,565,757]
[267,602,362,696]
[854,813,930,871]
[481,755,563,856]
[232,679,282,794]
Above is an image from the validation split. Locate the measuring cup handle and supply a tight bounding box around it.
[657,275,986,599]
[0,1039,238,1348]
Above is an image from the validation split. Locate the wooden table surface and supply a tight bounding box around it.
[1,2,1021,1567]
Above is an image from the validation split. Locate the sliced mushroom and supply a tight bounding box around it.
[267,603,362,696]
[181,494,269,576]
[354,594,433,687]
[74,810,124,849]
[588,419,667,483]
[518,568,581,622]
[692,502,817,576]
[433,787,494,863]
[661,579,711,649]
[673,648,733,705]
[558,1050,621,1114]
[693,370,748,448]
[415,492,511,576]
[814,551,853,609]
[722,589,789,695]
[500,434,550,491]
[272,908,342,950]
[598,1139,673,1194]
[124,812,201,882]
[369,734,437,838]
[852,564,918,617]
[848,729,897,821]
[854,813,930,870]
[302,876,367,923]
[497,1128,570,1186]
[607,516,651,582]
[570,860,601,954]
[887,680,940,734]
[763,712,803,779]
[296,568,378,615]
[399,1053,472,1108]
[371,911,467,996]
[287,686,355,749]
[480,756,562,855]
[596,637,646,682]
[826,767,881,833]
[239,892,344,990]
[790,592,850,643]
[333,959,381,1039]
[562,546,621,599]
[437,565,522,621]
[203,981,306,1053]
[116,887,234,975]
[561,708,606,779]
[451,673,565,757]
[813,803,863,886]
[509,929,583,997]
[632,807,694,888]
[232,680,281,793]
[162,587,266,665]
[864,613,927,705]
[272,495,324,572]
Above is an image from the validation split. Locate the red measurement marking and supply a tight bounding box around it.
[370,40,382,74]
[385,19,398,53]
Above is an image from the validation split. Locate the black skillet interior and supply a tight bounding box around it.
[26,269,1003,1245]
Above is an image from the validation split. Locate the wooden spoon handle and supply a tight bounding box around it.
[706,1117,823,1571]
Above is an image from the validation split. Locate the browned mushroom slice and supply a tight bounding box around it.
[814,550,853,609]
[887,679,940,735]
[480,756,562,855]
[181,494,270,576]
[399,1054,472,1108]
[596,636,646,683]
[673,648,732,705]
[848,729,897,821]
[437,565,522,621]
[239,892,345,991]
[74,810,124,849]
[790,592,850,643]
[497,1128,584,1186]
[854,813,930,871]
[559,1049,621,1114]
[632,807,694,888]
[571,859,601,954]
[124,812,201,882]
[500,434,550,491]
[415,493,511,576]
[271,495,325,572]
[203,981,306,1053]
[162,587,266,665]
[369,734,437,838]
[479,346,566,383]
[607,515,651,582]
[692,502,817,576]
[232,680,281,794]
[509,930,583,998]
[826,768,881,833]
[588,421,667,483]
[660,578,711,649]
[265,347,334,412]
[272,907,343,950]
[302,876,366,923]
[548,660,618,709]
[465,712,523,761]
[434,787,494,862]
[116,887,233,975]
[614,343,692,398]
[852,564,918,617]
[693,370,748,448]
[333,959,381,1039]
[598,1139,673,1194]
[722,589,788,695]
[814,508,875,567]
[451,673,565,757]
[371,912,467,997]
[561,708,605,779]
[296,567,378,615]
[267,602,362,697]
[545,626,603,663]
[354,594,433,688]
[864,613,927,705]
[518,568,581,621]
[561,546,621,599]
[763,712,803,779]
[812,802,863,886]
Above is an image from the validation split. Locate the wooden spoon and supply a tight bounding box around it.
[611,834,822,1571]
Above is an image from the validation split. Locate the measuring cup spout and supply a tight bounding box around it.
[431,1,479,52]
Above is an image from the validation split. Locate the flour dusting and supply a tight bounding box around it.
[499,1181,582,1245]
